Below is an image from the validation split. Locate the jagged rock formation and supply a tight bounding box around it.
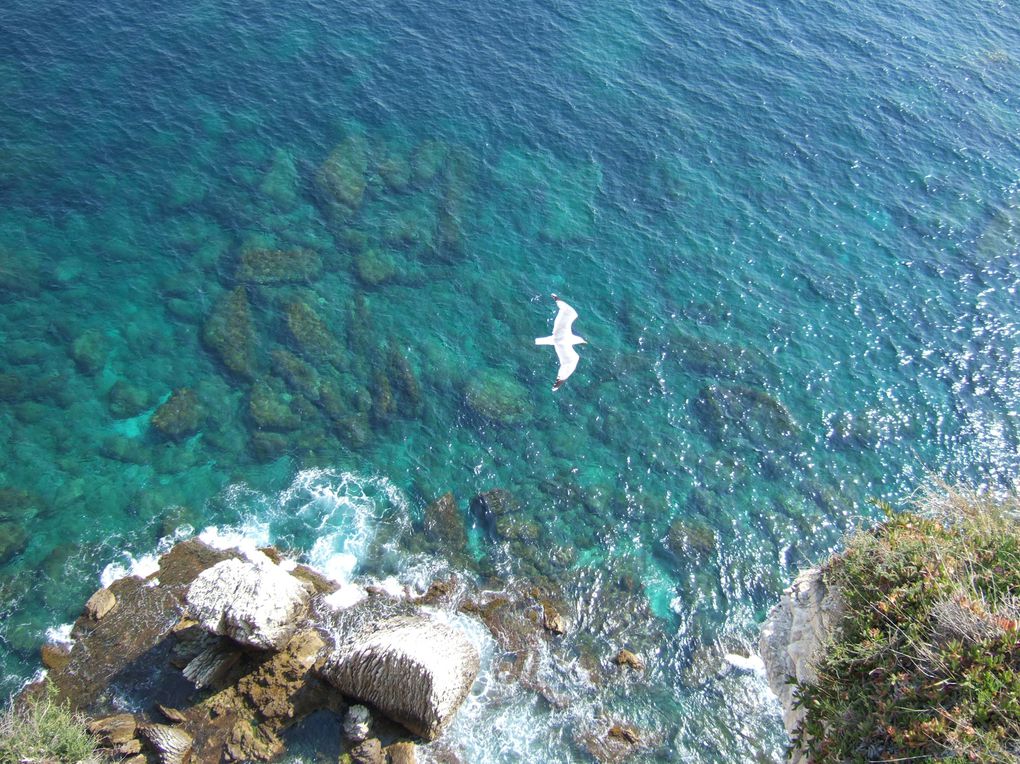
[759,567,844,759]
[33,538,479,764]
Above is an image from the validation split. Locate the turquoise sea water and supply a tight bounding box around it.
[1,0,1019,759]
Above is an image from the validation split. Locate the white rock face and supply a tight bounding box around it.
[759,567,844,760]
[323,614,480,741]
[185,556,312,650]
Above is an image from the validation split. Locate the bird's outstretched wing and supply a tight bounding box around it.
[552,344,580,392]
[552,298,578,341]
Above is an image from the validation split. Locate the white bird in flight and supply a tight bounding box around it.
[535,294,587,392]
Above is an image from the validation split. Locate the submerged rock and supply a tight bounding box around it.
[151,388,202,441]
[248,379,303,432]
[260,148,301,210]
[235,246,322,285]
[343,704,372,743]
[463,371,529,425]
[107,380,153,419]
[70,329,108,375]
[202,287,260,379]
[354,248,398,287]
[285,297,345,368]
[317,136,369,213]
[692,383,798,447]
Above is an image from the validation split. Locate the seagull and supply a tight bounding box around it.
[535,294,587,392]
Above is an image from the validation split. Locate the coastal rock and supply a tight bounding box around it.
[614,649,645,671]
[40,642,72,671]
[759,567,844,747]
[152,388,202,440]
[88,713,138,747]
[260,148,300,210]
[693,383,797,448]
[385,741,417,764]
[0,521,29,565]
[248,379,303,432]
[140,724,193,764]
[469,489,519,536]
[185,556,313,650]
[202,287,260,379]
[343,704,371,743]
[321,612,480,741]
[271,348,321,399]
[84,587,117,620]
[349,737,383,764]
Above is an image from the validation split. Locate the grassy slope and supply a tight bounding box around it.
[793,484,1020,763]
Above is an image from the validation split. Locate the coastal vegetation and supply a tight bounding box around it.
[0,681,102,764]
[792,483,1020,762]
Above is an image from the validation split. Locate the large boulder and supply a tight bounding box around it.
[321,612,479,740]
[185,555,313,650]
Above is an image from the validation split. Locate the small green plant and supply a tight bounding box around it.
[0,681,102,764]
[791,482,1020,762]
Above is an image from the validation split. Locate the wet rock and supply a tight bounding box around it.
[354,249,397,286]
[202,287,260,379]
[318,136,369,212]
[463,371,529,425]
[185,554,313,650]
[234,628,328,722]
[40,642,72,671]
[236,246,322,285]
[285,297,345,368]
[541,602,567,635]
[226,718,285,762]
[469,489,519,535]
[343,704,371,743]
[385,741,416,764]
[321,611,480,741]
[613,649,645,671]
[70,329,108,375]
[157,704,188,724]
[152,388,202,440]
[84,587,117,621]
[107,380,152,419]
[271,348,322,399]
[249,379,303,432]
[140,723,193,764]
[350,737,384,764]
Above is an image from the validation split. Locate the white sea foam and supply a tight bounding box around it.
[44,623,74,647]
[100,551,161,587]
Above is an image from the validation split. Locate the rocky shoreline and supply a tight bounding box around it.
[758,567,844,763]
[31,534,648,764]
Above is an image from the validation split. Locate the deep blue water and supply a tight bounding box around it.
[1,0,1019,759]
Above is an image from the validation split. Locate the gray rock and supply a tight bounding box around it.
[140,724,193,764]
[322,613,480,741]
[343,704,371,743]
[185,555,312,650]
[759,567,844,760]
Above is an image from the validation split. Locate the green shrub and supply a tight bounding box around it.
[0,681,102,764]
[792,483,1020,762]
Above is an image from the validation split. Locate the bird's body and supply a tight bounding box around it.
[535,294,587,391]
